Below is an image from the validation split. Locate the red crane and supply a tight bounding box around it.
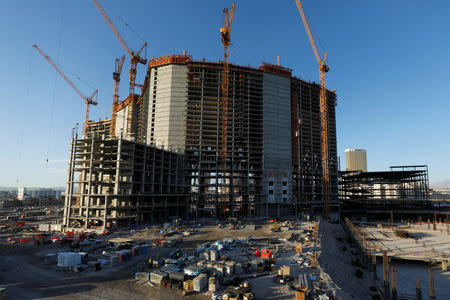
[295,0,331,218]
[220,2,235,168]
[110,55,125,137]
[92,0,147,136]
[33,45,98,138]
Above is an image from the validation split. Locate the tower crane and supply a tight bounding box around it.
[295,0,331,218]
[110,54,125,137]
[92,0,147,136]
[220,2,235,168]
[33,45,98,138]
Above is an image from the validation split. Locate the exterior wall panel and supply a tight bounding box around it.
[263,73,292,204]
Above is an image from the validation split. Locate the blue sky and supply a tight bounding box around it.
[0,0,449,187]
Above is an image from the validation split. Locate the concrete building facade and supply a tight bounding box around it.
[262,73,292,214]
[18,188,62,201]
[65,54,339,229]
[63,135,186,230]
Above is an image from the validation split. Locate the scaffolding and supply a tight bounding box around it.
[84,119,112,139]
[338,165,446,218]
[183,61,265,218]
[291,80,339,215]
[63,135,186,230]
[72,55,339,222]
[134,56,339,218]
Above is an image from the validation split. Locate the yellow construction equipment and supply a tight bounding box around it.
[295,0,331,218]
[32,45,98,138]
[110,55,125,137]
[92,0,147,136]
[220,2,235,167]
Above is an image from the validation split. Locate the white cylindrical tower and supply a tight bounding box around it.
[345,149,367,172]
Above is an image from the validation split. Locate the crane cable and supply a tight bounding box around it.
[99,0,147,59]
[17,47,35,188]
[46,2,64,173]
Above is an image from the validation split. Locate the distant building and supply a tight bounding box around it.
[18,187,62,201]
[431,189,450,200]
[338,165,448,220]
[345,149,367,172]
[17,187,27,201]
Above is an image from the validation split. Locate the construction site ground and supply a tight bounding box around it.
[363,223,450,261]
[360,222,450,298]
[0,219,379,299]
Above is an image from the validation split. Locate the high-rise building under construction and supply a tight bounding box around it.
[64,54,338,230]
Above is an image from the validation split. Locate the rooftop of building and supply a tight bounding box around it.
[345,149,366,152]
[113,53,338,112]
[143,54,338,92]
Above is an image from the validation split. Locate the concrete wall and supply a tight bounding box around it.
[148,64,187,152]
[262,73,292,204]
[115,105,128,137]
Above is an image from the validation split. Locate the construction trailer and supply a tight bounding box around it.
[64,54,339,229]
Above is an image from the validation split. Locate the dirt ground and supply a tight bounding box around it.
[0,221,379,299]
[318,221,375,299]
[0,223,280,300]
[0,242,210,300]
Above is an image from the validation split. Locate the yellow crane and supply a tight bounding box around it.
[92,0,147,136]
[220,2,235,168]
[33,45,98,138]
[295,0,331,218]
[110,54,125,137]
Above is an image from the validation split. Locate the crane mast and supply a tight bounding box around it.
[92,0,147,136]
[295,0,331,218]
[32,45,98,138]
[111,55,125,137]
[220,2,235,168]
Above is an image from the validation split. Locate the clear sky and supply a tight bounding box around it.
[0,0,449,188]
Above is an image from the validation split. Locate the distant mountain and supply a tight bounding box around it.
[431,179,450,189]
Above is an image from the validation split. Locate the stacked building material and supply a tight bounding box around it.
[183,279,194,291]
[169,272,186,282]
[150,270,167,285]
[235,262,243,274]
[209,277,216,292]
[184,265,206,276]
[210,250,219,261]
[135,272,150,281]
[193,273,208,292]
[225,261,235,276]
[57,252,81,267]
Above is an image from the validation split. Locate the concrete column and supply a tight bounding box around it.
[372,244,377,281]
[383,251,391,300]
[85,137,95,230]
[442,258,448,271]
[428,269,436,300]
[141,144,146,193]
[114,138,122,194]
[103,195,108,230]
[416,278,422,300]
[391,266,397,300]
[64,137,76,227]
